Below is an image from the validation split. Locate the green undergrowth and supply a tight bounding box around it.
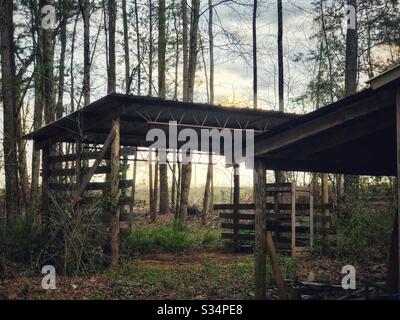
[123,223,222,254]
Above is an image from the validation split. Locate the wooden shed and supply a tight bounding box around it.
[252,64,400,298]
[23,94,296,266]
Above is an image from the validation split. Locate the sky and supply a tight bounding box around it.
[2,1,321,190]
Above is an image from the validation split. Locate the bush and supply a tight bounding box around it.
[335,181,395,262]
[124,223,221,254]
[0,215,44,269]
[336,209,393,261]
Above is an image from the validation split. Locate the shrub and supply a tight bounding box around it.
[124,223,221,254]
[336,209,393,261]
[335,181,395,262]
[0,214,44,269]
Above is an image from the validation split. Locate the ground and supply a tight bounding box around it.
[0,248,388,300]
[0,206,391,300]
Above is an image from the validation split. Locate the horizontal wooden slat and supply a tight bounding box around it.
[49,180,133,191]
[215,203,333,213]
[221,223,255,231]
[49,166,111,177]
[220,212,330,222]
[222,223,310,234]
[220,213,256,220]
[79,196,133,206]
[221,233,255,241]
[48,148,137,163]
[214,203,255,210]
[266,183,292,189]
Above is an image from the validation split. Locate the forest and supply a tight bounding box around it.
[0,0,400,302]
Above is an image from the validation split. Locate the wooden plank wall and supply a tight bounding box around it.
[216,184,333,256]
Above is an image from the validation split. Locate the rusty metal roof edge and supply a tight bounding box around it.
[23,93,299,140]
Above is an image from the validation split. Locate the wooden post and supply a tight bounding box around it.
[291,182,296,257]
[254,158,267,299]
[110,116,121,267]
[322,174,330,247]
[233,164,240,250]
[41,144,50,227]
[389,84,400,294]
[309,186,314,250]
[266,231,287,300]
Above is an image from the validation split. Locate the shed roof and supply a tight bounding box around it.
[255,64,400,176]
[24,93,297,150]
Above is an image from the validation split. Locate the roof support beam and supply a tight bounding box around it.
[255,91,393,157]
[275,108,394,158]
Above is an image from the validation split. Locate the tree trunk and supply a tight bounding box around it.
[187,0,200,103]
[0,0,21,223]
[252,0,258,109]
[42,0,56,125]
[181,0,189,102]
[122,0,131,94]
[79,0,91,106]
[202,155,213,226]
[149,163,156,222]
[110,117,121,267]
[134,0,141,95]
[344,0,359,196]
[277,0,284,112]
[177,0,200,226]
[158,0,169,215]
[148,0,154,96]
[56,0,68,119]
[208,0,214,104]
[201,1,215,225]
[30,3,43,211]
[107,0,116,94]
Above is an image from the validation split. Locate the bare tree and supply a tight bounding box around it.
[158,0,170,215]
[107,0,116,93]
[79,0,91,106]
[252,0,258,109]
[344,0,359,195]
[0,0,21,224]
[277,0,284,112]
[177,0,200,226]
[122,0,131,94]
[202,0,215,225]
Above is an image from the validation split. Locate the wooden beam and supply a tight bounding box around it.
[255,91,393,157]
[48,147,137,163]
[41,145,50,226]
[75,128,116,200]
[110,116,121,267]
[389,84,400,293]
[33,108,123,150]
[276,108,394,159]
[291,182,296,257]
[49,180,133,191]
[49,166,111,177]
[310,188,314,250]
[266,231,288,299]
[397,84,400,294]
[254,158,267,300]
[233,165,240,250]
[259,157,396,177]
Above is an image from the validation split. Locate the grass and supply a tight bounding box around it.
[108,253,296,300]
[110,257,258,300]
[124,223,222,254]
